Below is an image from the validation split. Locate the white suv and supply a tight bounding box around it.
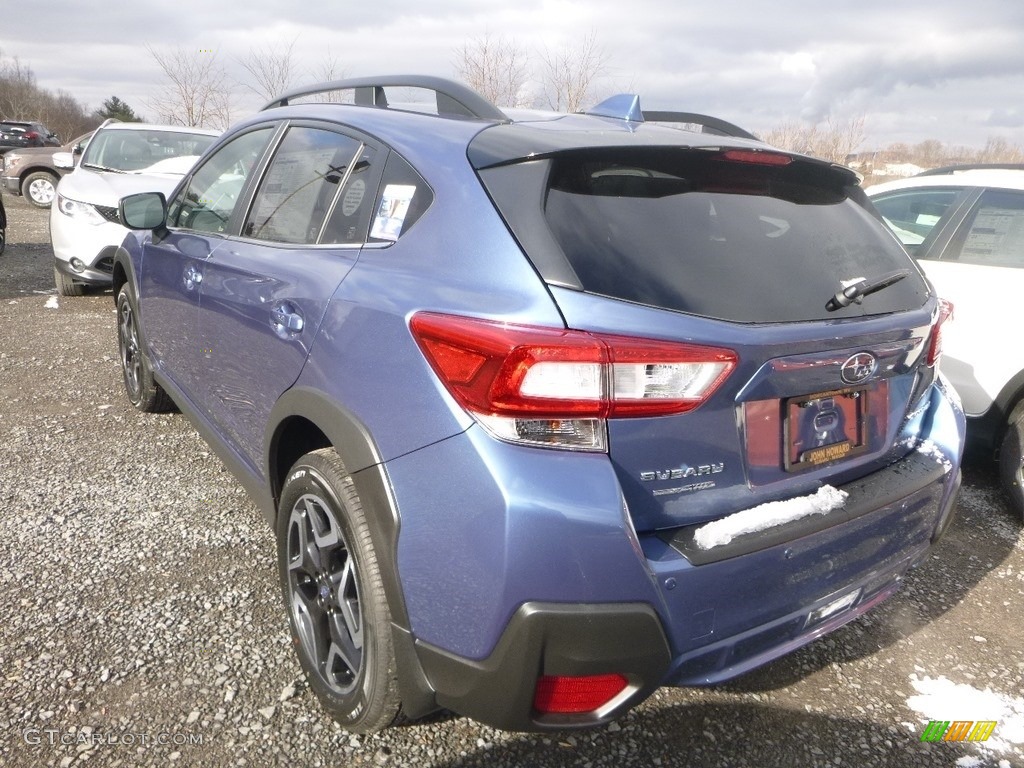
[868,166,1024,519]
[50,122,219,296]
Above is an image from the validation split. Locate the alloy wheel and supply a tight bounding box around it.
[118,297,142,399]
[286,493,364,695]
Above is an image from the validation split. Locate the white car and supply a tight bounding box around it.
[867,166,1024,519]
[50,122,219,296]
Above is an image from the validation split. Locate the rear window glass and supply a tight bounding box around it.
[540,150,928,323]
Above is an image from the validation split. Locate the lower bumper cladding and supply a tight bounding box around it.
[410,447,960,731]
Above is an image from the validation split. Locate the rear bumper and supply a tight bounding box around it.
[415,602,672,732]
[407,449,960,730]
[2,176,19,195]
[390,380,965,731]
[653,455,961,687]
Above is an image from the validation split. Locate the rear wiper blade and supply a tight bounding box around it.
[825,269,910,312]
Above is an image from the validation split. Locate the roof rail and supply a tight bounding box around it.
[916,163,1024,177]
[262,76,509,122]
[642,111,758,141]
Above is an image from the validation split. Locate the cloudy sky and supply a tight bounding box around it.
[3,0,1023,149]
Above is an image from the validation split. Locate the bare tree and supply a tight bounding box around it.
[912,139,946,168]
[977,136,1024,164]
[818,115,867,164]
[0,51,39,119]
[0,51,95,140]
[761,121,814,153]
[763,115,866,164]
[538,32,609,113]
[308,50,350,103]
[313,49,346,83]
[39,90,97,142]
[236,38,300,103]
[454,33,530,107]
[146,44,233,129]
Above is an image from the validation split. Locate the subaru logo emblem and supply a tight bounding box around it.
[841,353,877,385]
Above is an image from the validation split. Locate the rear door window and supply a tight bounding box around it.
[538,150,928,323]
[242,126,362,245]
[942,189,1024,268]
[319,146,384,245]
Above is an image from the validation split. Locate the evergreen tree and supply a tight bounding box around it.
[95,96,142,122]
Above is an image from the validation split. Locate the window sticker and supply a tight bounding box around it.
[342,178,366,216]
[371,184,417,242]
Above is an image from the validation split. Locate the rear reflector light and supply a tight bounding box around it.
[410,312,736,450]
[719,149,793,166]
[926,298,954,367]
[533,674,629,714]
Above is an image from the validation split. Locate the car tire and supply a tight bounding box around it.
[116,283,174,412]
[54,267,85,297]
[999,404,1024,521]
[22,171,57,208]
[277,449,402,733]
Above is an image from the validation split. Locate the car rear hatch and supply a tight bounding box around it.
[470,127,944,534]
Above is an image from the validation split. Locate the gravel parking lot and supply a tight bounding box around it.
[1,194,1021,768]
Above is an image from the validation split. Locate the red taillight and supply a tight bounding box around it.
[533,674,629,714]
[719,149,793,166]
[411,313,736,450]
[410,313,736,420]
[22,131,39,140]
[926,298,954,367]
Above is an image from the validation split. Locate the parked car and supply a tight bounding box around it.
[2,130,94,208]
[50,122,219,295]
[867,166,1024,519]
[113,76,965,734]
[0,120,60,152]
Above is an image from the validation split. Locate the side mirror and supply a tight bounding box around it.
[53,152,75,170]
[120,192,167,230]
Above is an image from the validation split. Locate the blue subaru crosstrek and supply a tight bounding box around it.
[113,76,965,733]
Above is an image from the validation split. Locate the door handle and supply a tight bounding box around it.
[271,303,304,336]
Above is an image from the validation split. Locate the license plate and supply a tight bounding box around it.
[783,386,869,472]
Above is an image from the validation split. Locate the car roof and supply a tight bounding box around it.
[867,168,1024,195]
[249,76,855,182]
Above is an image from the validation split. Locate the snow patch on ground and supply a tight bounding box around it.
[955,757,983,768]
[906,675,1024,758]
[693,485,848,550]
[44,296,59,310]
